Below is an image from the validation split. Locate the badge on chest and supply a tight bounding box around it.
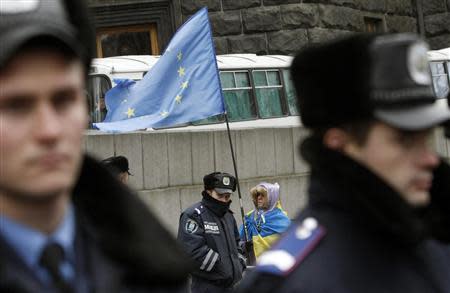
[204,221,220,234]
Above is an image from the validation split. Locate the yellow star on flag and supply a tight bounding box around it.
[177,66,185,77]
[177,51,183,61]
[181,81,189,89]
[160,111,169,118]
[175,94,182,104]
[125,107,135,118]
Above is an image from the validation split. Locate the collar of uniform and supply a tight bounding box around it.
[301,136,427,246]
[0,204,76,272]
[201,191,231,217]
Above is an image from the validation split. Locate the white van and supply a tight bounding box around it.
[87,54,299,129]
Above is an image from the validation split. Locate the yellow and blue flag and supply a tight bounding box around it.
[94,7,225,132]
[240,202,291,258]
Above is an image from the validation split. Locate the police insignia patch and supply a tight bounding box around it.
[185,218,199,234]
[223,177,230,186]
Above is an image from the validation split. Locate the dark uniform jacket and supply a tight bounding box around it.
[237,140,450,293]
[0,155,193,293]
[177,192,245,289]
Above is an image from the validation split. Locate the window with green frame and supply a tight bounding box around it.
[193,71,256,124]
[221,71,256,121]
[252,70,284,118]
[282,69,299,115]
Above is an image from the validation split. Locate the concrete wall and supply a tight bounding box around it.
[84,126,450,235]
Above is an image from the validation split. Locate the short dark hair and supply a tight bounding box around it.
[101,156,131,176]
[308,118,375,148]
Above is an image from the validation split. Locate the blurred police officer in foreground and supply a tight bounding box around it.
[237,33,450,293]
[178,172,246,292]
[0,1,191,292]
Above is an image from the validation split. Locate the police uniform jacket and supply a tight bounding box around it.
[237,139,450,293]
[178,192,245,288]
[0,155,193,293]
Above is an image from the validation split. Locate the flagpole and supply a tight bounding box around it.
[224,112,255,264]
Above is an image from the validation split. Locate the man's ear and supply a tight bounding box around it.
[323,128,350,151]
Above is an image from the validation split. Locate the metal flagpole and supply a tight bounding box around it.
[224,112,256,265]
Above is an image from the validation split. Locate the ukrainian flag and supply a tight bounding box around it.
[240,201,291,258]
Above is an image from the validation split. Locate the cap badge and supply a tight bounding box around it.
[0,0,40,14]
[407,42,431,86]
[223,177,230,186]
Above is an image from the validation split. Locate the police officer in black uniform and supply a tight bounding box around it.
[178,172,246,293]
[237,33,450,293]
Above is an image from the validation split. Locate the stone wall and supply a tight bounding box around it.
[422,0,450,49]
[176,0,421,55]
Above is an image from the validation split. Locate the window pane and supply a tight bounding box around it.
[87,76,111,127]
[101,31,151,57]
[220,72,235,89]
[282,70,299,115]
[430,62,445,75]
[255,88,283,118]
[235,72,250,87]
[433,76,449,99]
[253,71,267,86]
[267,71,281,86]
[223,90,256,121]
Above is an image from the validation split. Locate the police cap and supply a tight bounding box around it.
[0,0,94,69]
[291,33,450,130]
[203,172,236,194]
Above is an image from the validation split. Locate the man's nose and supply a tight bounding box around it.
[34,102,63,142]
[419,147,440,169]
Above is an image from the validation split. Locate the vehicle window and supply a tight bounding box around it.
[220,71,256,121]
[87,75,111,127]
[282,69,299,115]
[253,70,283,118]
[429,61,449,99]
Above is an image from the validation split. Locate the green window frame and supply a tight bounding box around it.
[220,71,256,122]
[252,70,285,118]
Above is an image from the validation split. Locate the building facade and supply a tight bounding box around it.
[87,0,449,59]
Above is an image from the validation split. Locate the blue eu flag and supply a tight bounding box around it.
[94,7,225,132]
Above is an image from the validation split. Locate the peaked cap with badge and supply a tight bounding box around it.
[291,33,450,130]
[203,172,237,194]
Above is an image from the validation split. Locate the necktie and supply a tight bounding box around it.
[39,243,74,293]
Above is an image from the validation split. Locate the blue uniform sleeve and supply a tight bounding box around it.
[177,212,220,272]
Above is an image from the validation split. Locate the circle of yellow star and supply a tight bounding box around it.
[125,107,135,118]
[181,81,189,89]
[178,66,186,77]
[160,111,169,118]
[177,52,183,61]
[175,94,182,104]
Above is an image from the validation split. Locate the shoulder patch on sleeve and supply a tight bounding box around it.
[185,218,200,234]
[255,217,326,276]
